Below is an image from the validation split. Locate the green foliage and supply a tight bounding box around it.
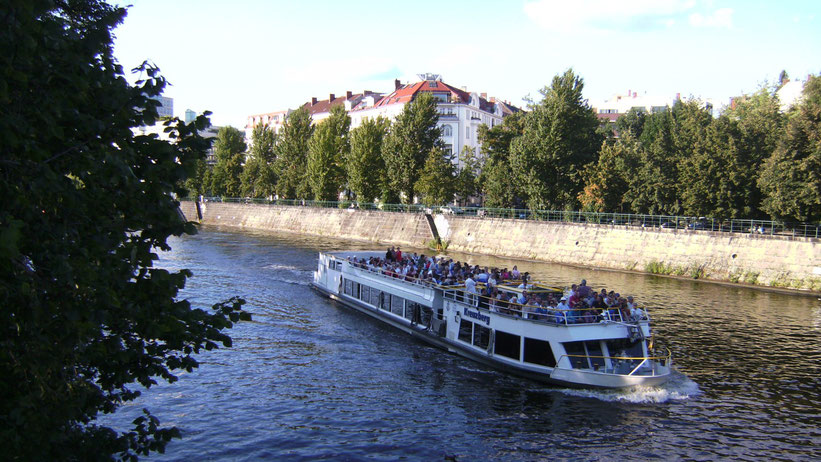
[275,107,313,199]
[478,112,525,208]
[579,133,640,212]
[415,148,456,205]
[615,108,647,138]
[455,146,481,204]
[210,126,247,197]
[307,105,350,201]
[0,1,248,459]
[382,92,441,203]
[758,75,821,223]
[509,69,603,210]
[240,123,277,198]
[625,108,681,214]
[348,116,389,203]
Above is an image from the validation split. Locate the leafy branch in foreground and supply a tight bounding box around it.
[0,1,249,459]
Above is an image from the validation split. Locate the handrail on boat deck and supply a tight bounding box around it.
[555,349,672,376]
[329,254,651,326]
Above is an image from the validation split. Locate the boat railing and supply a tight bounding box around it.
[441,287,649,326]
[339,258,439,289]
[555,349,672,377]
[332,256,650,327]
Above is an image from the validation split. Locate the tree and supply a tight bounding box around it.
[240,123,277,198]
[210,126,247,197]
[509,69,603,210]
[382,92,441,203]
[478,111,525,208]
[625,108,680,214]
[306,105,350,201]
[677,116,739,219]
[455,146,481,205]
[0,1,248,459]
[615,108,647,139]
[724,88,785,217]
[348,116,389,203]
[415,148,456,206]
[579,133,641,212]
[759,75,821,223]
[275,107,313,199]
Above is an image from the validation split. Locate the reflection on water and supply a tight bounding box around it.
[104,227,821,461]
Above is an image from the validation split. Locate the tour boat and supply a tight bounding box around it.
[311,251,672,389]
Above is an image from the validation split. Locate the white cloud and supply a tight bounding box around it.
[523,0,696,32]
[689,8,733,29]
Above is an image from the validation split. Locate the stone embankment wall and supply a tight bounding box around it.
[179,201,820,292]
[436,215,820,291]
[182,201,434,248]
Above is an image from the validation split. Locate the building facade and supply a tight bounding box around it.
[245,74,520,169]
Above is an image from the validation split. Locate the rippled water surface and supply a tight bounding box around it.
[106,228,821,461]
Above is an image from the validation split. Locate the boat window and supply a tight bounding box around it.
[344,279,353,296]
[473,324,490,350]
[562,341,589,369]
[494,330,521,360]
[523,338,556,367]
[420,306,433,326]
[585,341,605,370]
[360,285,370,303]
[458,319,473,343]
[391,295,404,316]
[605,338,643,360]
[380,293,391,311]
[404,301,418,321]
[369,288,381,307]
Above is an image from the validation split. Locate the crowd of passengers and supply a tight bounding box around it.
[346,246,648,324]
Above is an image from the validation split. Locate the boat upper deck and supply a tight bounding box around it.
[326,251,650,327]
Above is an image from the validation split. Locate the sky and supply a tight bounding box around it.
[111,0,821,128]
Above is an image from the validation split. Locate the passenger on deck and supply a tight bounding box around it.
[577,279,591,298]
[511,266,520,280]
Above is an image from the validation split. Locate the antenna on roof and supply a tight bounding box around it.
[417,73,441,82]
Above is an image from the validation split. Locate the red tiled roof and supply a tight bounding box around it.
[301,91,383,116]
[370,79,498,113]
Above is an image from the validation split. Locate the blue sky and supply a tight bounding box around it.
[112,0,821,128]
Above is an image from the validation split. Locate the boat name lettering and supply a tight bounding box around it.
[463,308,490,325]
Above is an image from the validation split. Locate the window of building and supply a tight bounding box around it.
[466,127,470,139]
[442,124,452,136]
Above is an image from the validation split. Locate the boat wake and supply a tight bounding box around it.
[555,370,699,403]
[263,264,313,285]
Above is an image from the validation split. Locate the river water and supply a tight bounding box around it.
[105,228,821,461]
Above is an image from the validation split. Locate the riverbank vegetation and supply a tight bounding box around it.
[196,70,820,226]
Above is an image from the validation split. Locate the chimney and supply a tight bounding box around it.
[329,93,335,102]
[311,97,318,106]
[633,91,637,98]
[481,92,487,99]
[346,90,353,99]
[675,92,681,100]
[395,79,401,90]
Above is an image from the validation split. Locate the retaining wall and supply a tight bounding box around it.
[179,201,820,291]
[186,201,434,248]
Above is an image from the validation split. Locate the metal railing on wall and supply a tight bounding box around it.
[191,197,820,239]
